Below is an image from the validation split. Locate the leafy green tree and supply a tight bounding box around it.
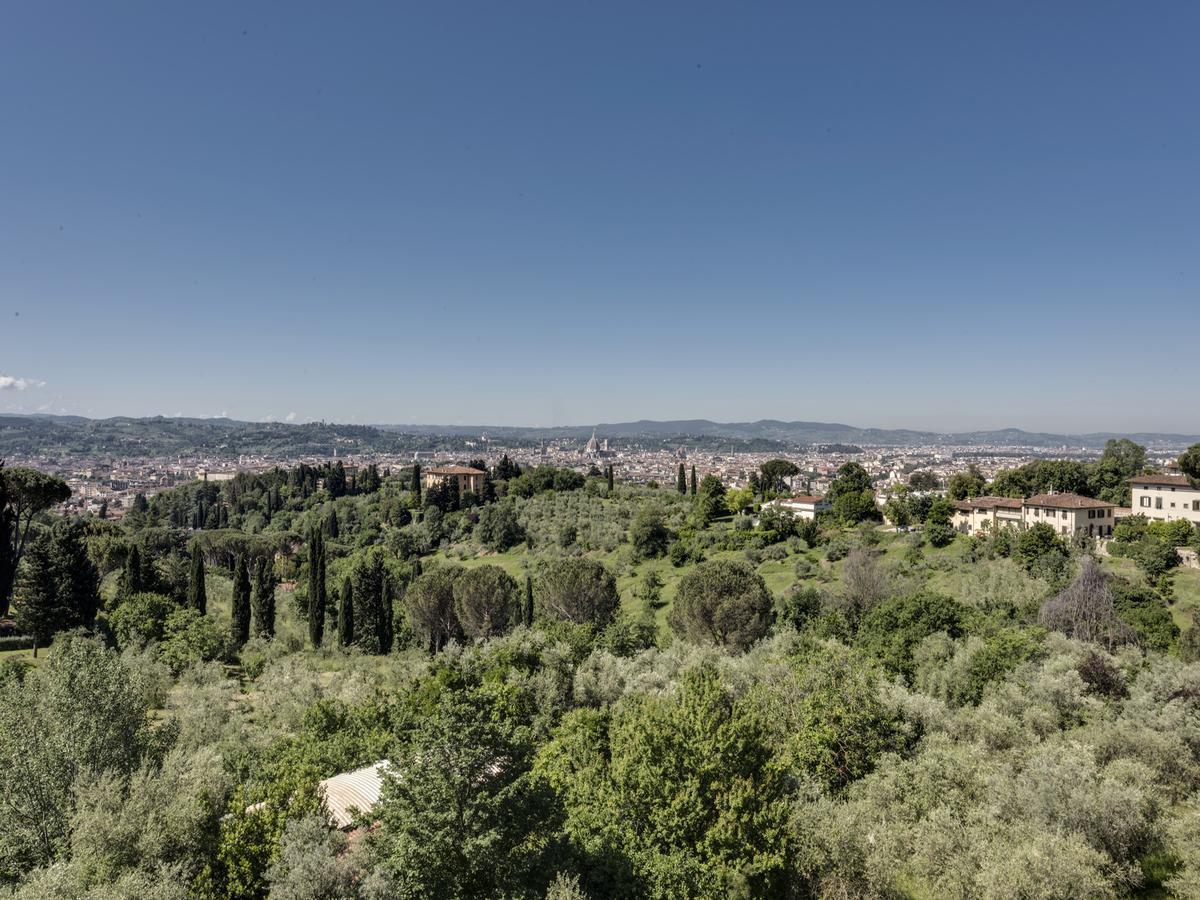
[251,556,276,639]
[107,592,175,649]
[1180,443,1200,485]
[629,506,670,559]
[406,564,463,652]
[766,643,903,792]
[537,665,791,897]
[476,498,525,551]
[0,634,156,880]
[1015,522,1065,573]
[372,688,558,898]
[828,462,879,525]
[186,542,207,614]
[1131,536,1180,580]
[13,519,100,653]
[158,608,224,673]
[338,576,354,648]
[947,464,986,500]
[668,559,773,652]
[0,465,71,617]
[230,554,252,651]
[857,592,971,678]
[925,497,958,547]
[453,565,518,641]
[759,459,800,497]
[534,557,620,628]
[693,474,728,525]
[908,470,940,491]
[677,463,687,494]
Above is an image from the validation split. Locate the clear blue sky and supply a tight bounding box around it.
[1,2,1196,432]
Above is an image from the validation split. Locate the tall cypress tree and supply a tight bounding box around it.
[606,465,614,492]
[411,463,422,506]
[524,574,534,627]
[308,529,326,648]
[338,576,354,647]
[187,542,207,614]
[690,465,698,496]
[677,463,687,494]
[230,554,252,650]
[252,556,276,638]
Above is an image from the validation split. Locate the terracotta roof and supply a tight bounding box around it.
[1130,473,1195,488]
[1024,492,1111,509]
[425,466,485,476]
[962,495,1023,510]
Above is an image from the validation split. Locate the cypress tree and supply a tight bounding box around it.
[677,463,687,494]
[607,465,614,492]
[380,577,394,654]
[524,574,534,627]
[187,543,207,614]
[308,529,326,648]
[230,554,252,650]
[252,556,276,638]
[326,509,339,539]
[690,465,697,496]
[411,463,422,506]
[338,576,354,647]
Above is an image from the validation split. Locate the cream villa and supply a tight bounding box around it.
[954,491,1116,537]
[1130,474,1200,525]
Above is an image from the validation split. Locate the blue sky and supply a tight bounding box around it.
[1,2,1196,432]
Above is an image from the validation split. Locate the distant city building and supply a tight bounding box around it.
[421,465,486,498]
[1130,474,1200,525]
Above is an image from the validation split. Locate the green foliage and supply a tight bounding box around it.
[857,592,972,678]
[1015,522,1066,573]
[371,688,559,898]
[947,464,986,500]
[769,643,904,793]
[108,592,176,649]
[538,665,791,897]
[629,506,670,560]
[924,497,958,547]
[668,559,773,652]
[187,542,207,613]
[405,563,462,652]
[230,554,252,651]
[158,608,224,673]
[0,465,72,617]
[13,518,100,648]
[477,498,525,551]
[534,558,619,628]
[0,634,159,881]
[453,565,518,640]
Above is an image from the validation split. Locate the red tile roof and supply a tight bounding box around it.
[425,466,485,476]
[1024,492,1111,509]
[1130,474,1195,488]
[783,495,827,504]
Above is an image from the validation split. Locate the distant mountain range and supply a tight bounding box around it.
[1,413,1197,459]
[382,419,1200,450]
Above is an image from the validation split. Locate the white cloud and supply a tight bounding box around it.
[285,411,298,422]
[0,374,45,391]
